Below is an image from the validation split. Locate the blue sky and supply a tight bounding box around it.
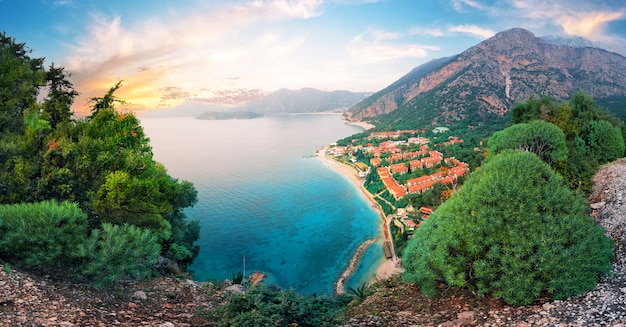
[2,0,626,113]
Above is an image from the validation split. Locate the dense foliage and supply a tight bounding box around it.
[199,285,351,327]
[0,33,199,280]
[0,200,87,268]
[511,91,625,192]
[402,151,614,306]
[488,120,568,164]
[74,223,161,287]
[0,201,160,286]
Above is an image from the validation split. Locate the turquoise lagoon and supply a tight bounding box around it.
[140,114,385,295]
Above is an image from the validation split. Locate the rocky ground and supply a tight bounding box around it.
[2,159,626,326]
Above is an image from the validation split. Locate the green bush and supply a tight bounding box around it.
[0,200,88,268]
[200,285,350,327]
[402,150,614,306]
[74,223,160,287]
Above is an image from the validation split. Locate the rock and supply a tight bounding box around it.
[457,311,475,321]
[224,284,246,294]
[132,290,147,300]
[590,202,606,209]
[542,303,555,311]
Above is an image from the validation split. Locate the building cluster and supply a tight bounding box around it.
[334,129,469,200]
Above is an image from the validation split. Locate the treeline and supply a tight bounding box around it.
[402,91,622,306]
[0,33,199,285]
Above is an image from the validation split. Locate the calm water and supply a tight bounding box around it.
[140,114,384,294]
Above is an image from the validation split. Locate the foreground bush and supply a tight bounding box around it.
[402,150,614,306]
[0,200,88,268]
[74,223,160,287]
[200,285,351,327]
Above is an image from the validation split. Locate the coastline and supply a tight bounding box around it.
[343,120,375,131]
[316,147,403,290]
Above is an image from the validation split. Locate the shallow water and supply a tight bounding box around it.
[140,114,384,294]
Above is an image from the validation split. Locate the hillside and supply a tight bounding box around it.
[346,28,626,129]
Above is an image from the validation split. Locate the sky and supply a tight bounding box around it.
[2,0,626,114]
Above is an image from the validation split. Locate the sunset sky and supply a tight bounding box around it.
[2,0,626,114]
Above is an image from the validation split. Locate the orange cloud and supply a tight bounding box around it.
[559,11,625,38]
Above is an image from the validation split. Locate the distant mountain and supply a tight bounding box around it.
[196,111,261,120]
[139,88,370,118]
[346,28,626,129]
[241,88,371,115]
[138,101,223,118]
[540,35,595,48]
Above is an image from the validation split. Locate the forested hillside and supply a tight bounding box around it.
[0,33,199,285]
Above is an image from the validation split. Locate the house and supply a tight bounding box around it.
[432,126,450,134]
[409,160,424,171]
[406,175,432,186]
[387,153,403,163]
[408,137,430,145]
[441,176,456,185]
[420,206,434,215]
[370,157,382,167]
[421,156,442,168]
[407,181,434,194]
[389,163,409,174]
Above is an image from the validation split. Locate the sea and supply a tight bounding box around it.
[140,113,385,295]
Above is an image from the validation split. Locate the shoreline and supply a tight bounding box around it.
[342,119,375,131]
[316,147,403,290]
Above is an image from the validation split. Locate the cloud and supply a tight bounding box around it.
[448,24,495,39]
[558,11,625,39]
[62,0,326,113]
[409,26,445,37]
[349,43,439,64]
[505,1,625,41]
[451,0,483,12]
[348,27,439,64]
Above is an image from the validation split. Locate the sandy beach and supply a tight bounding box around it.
[316,147,403,289]
[342,118,375,131]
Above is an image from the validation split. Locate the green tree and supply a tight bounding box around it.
[488,120,568,164]
[579,119,625,164]
[41,63,78,129]
[0,32,45,135]
[402,150,613,306]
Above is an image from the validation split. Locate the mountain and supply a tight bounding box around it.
[139,88,370,118]
[196,111,261,120]
[346,28,626,129]
[540,35,595,48]
[241,88,371,115]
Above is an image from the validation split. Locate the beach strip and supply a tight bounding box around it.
[316,147,403,289]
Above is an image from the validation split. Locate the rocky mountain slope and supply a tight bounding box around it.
[2,158,625,325]
[346,28,626,128]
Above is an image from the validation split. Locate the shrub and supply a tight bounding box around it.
[0,200,88,268]
[402,150,614,306]
[74,223,160,287]
[200,285,350,327]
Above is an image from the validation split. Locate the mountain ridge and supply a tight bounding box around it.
[346,28,626,129]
